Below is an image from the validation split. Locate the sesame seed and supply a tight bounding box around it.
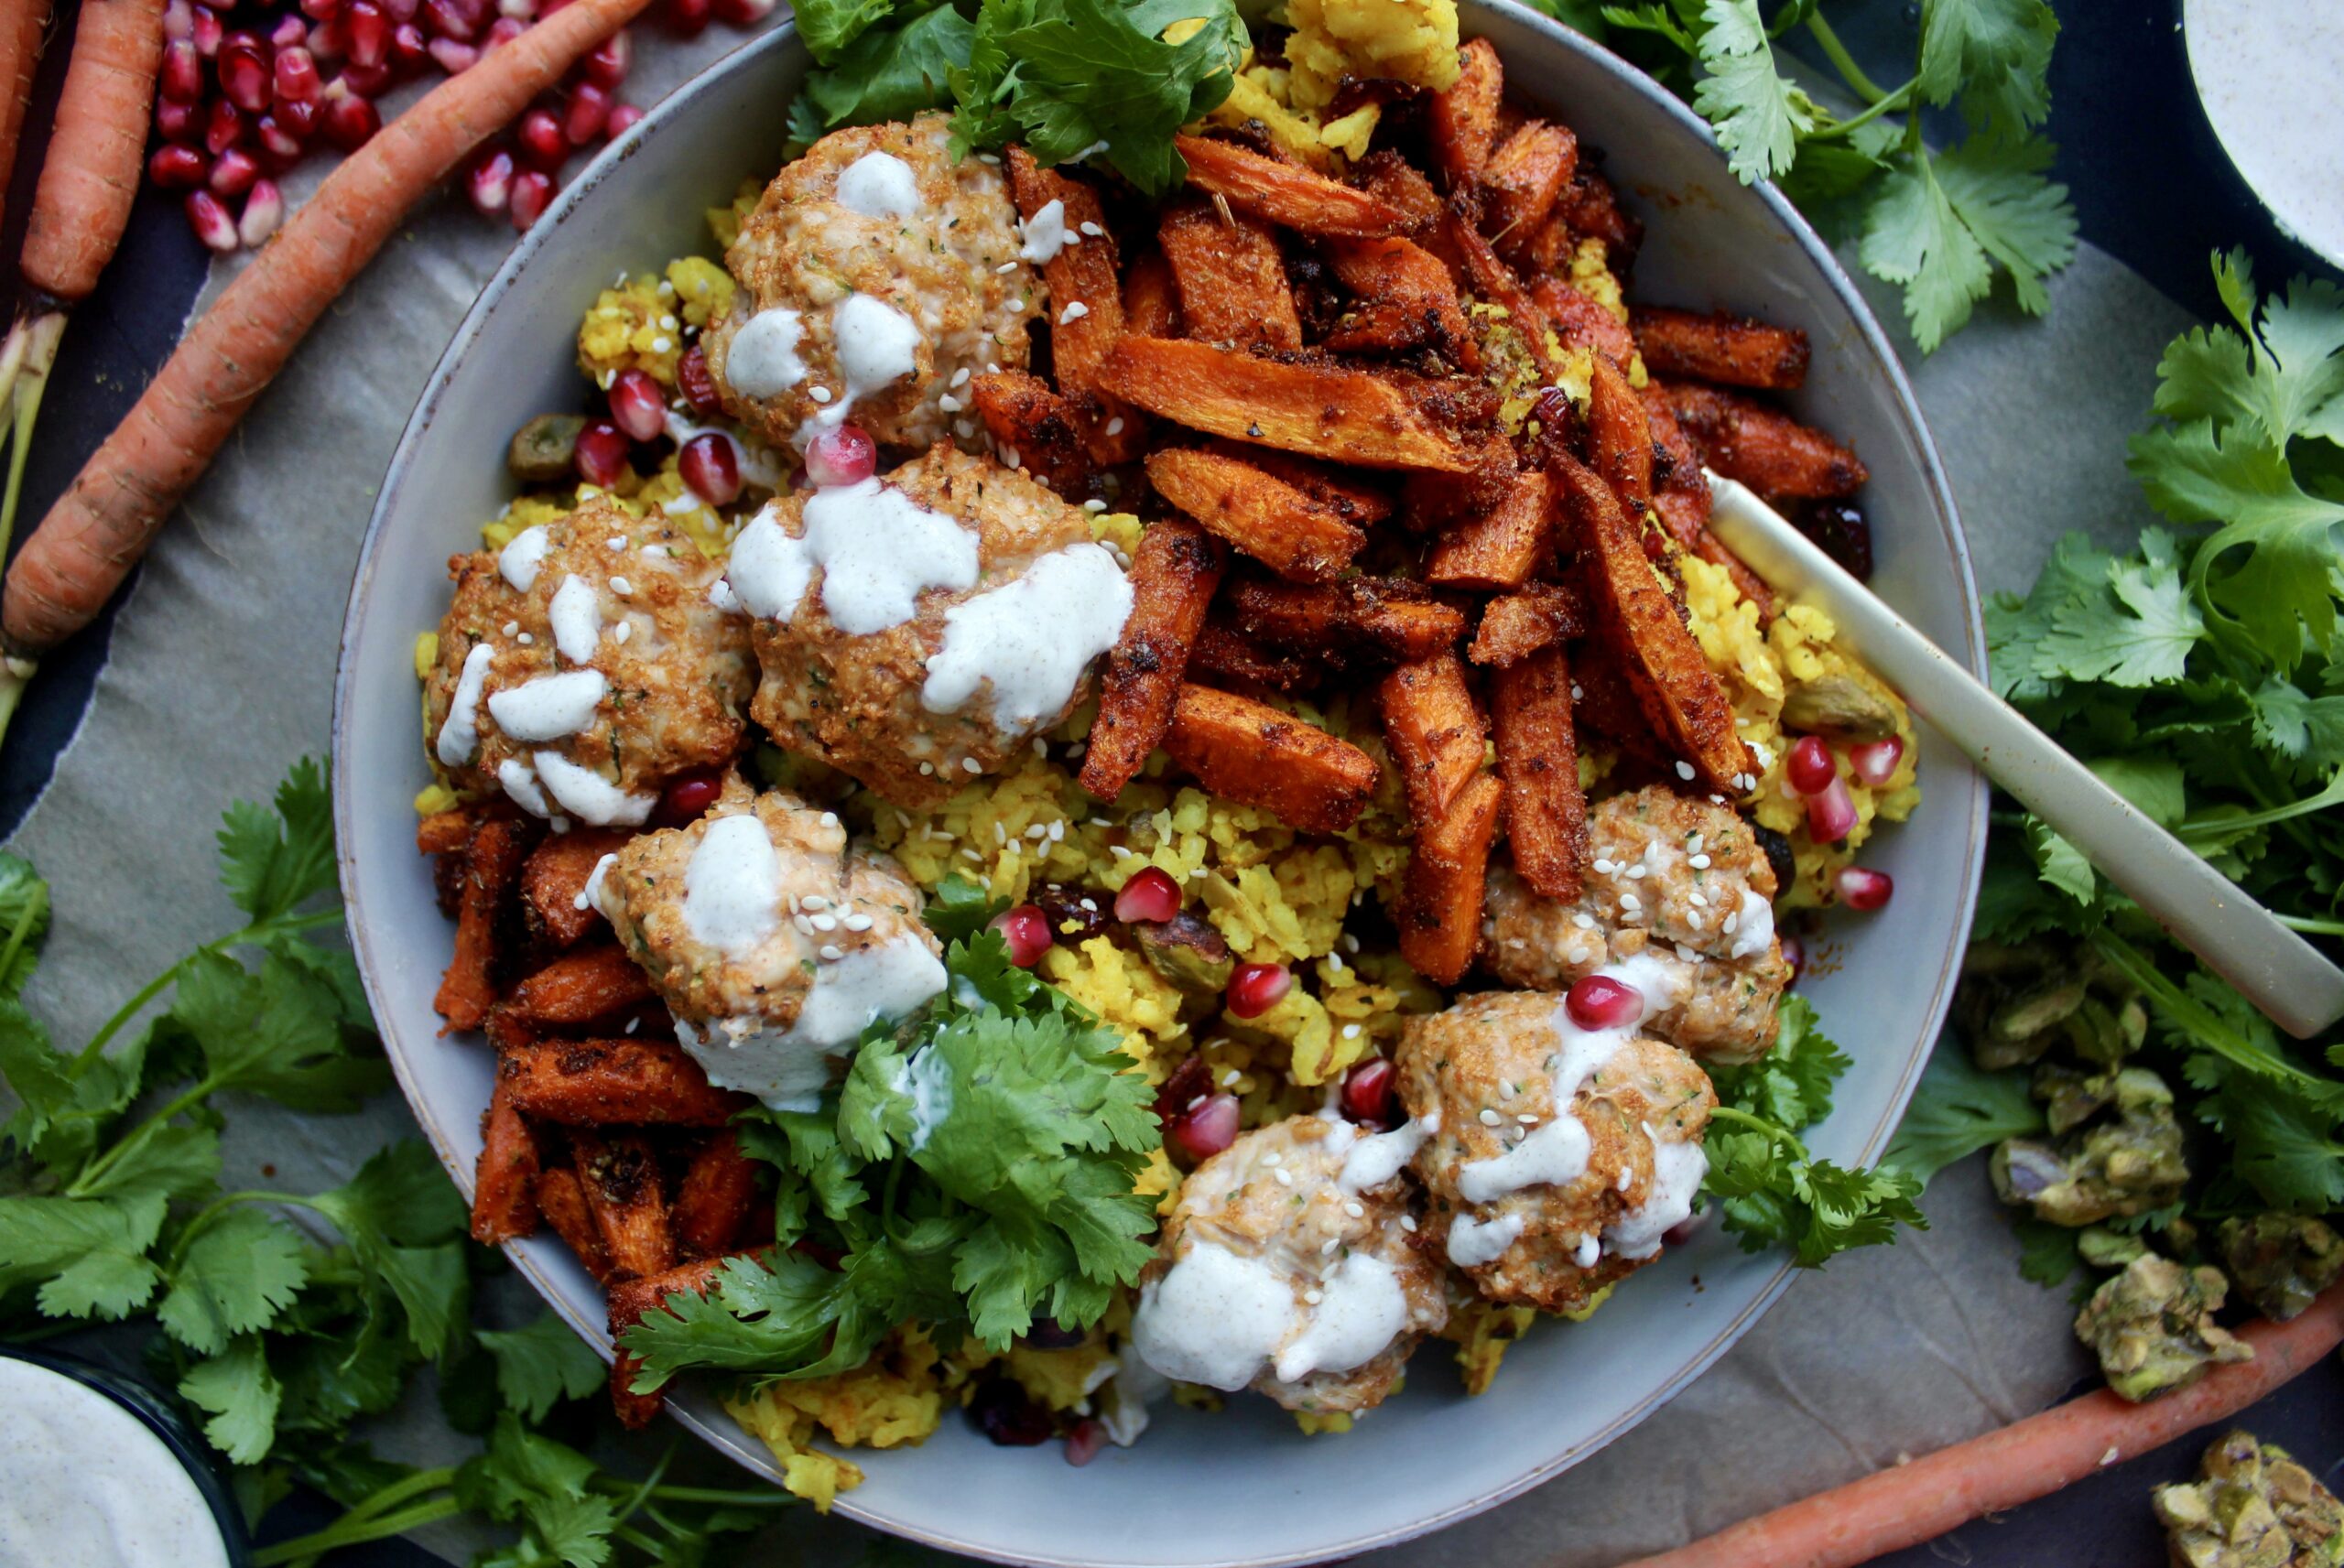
[1079,897,1096,912]
[964,758,982,774]
[650,336,673,353]
[1033,738,1049,759]
[809,386,833,404]
[1188,1095,1207,1112]
[812,913,838,932]
[1343,934,1360,953]
[1026,824,1049,840]
[1677,761,1697,780]
[919,762,935,775]
[1689,853,1712,869]
[613,622,632,643]
[950,368,971,389]
[793,914,815,935]
[844,914,874,932]
[1687,834,1705,853]
[1221,1068,1240,1086]
[1572,912,1596,930]
[607,535,627,549]
[1570,684,1584,699]
[1321,1238,1341,1255]
[1080,221,1103,237]
[1723,913,1741,934]
[1082,498,1106,512]
[1343,1201,1364,1218]
[1049,821,1065,841]
[956,419,977,439]
[1302,1287,1321,1303]
[1478,1108,1501,1126]
[994,823,1007,846]
[996,261,1018,274]
[1593,858,1614,874]
[1001,445,1020,469]
[1275,1169,1295,1186]
[1516,1113,1538,1125]
[1106,416,1125,436]
[609,576,633,595]
[516,632,534,644]
[1264,1152,1282,1165]
[1400,1215,1417,1232]
[1060,301,1090,325]
[939,395,962,413]
[658,314,678,331]
[1628,863,1647,879]
[819,944,844,961]
[1689,892,1708,908]
[820,811,839,827]
[502,620,520,636]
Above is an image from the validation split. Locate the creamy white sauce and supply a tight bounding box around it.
[1446,1208,1526,1268]
[1131,1241,1297,1390]
[486,669,606,741]
[1340,1118,1429,1194]
[1605,1128,1708,1261]
[920,543,1132,731]
[1728,888,1775,960]
[728,481,980,635]
[1271,1252,1408,1385]
[548,574,602,665]
[578,851,618,912]
[835,150,920,218]
[499,525,552,592]
[1017,197,1069,264]
[2187,0,2344,267]
[726,308,808,398]
[682,815,782,958]
[824,294,922,426]
[532,750,654,826]
[1096,1354,1167,1447]
[496,758,550,816]
[671,935,945,1110]
[0,1358,231,1568]
[435,642,496,766]
[900,1044,955,1152]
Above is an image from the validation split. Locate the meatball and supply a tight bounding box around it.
[1397,991,1715,1314]
[425,498,754,825]
[703,114,1042,451]
[594,780,945,1108]
[727,444,1133,807]
[1131,1112,1447,1415]
[1481,785,1792,1063]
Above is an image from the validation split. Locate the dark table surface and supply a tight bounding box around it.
[3,1,2339,1563]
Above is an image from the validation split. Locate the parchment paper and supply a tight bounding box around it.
[3,30,2196,1549]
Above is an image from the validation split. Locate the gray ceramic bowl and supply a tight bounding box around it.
[333,8,1985,1563]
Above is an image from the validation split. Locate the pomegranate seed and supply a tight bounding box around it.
[273,46,321,106]
[1226,961,1290,1020]
[573,419,629,484]
[563,81,610,145]
[160,38,203,102]
[209,146,259,197]
[254,115,302,172]
[299,0,341,18]
[320,83,379,149]
[678,433,741,506]
[1063,1420,1108,1467]
[970,1379,1053,1447]
[308,12,344,54]
[268,15,308,49]
[390,21,428,65]
[605,101,643,138]
[1785,735,1836,796]
[1849,736,1904,788]
[423,36,475,71]
[238,179,284,246]
[660,0,710,35]
[190,5,222,54]
[204,99,246,156]
[484,16,525,46]
[676,343,722,413]
[341,58,395,93]
[498,0,537,16]
[165,0,194,41]
[1340,1058,1396,1127]
[1112,867,1180,924]
[157,99,202,144]
[509,168,553,229]
[580,27,629,86]
[989,904,1054,968]
[148,144,209,189]
[276,95,318,138]
[423,0,475,38]
[218,40,270,112]
[186,189,240,252]
[805,424,876,488]
[1779,933,1805,979]
[606,367,667,441]
[515,106,566,168]
[655,770,722,825]
[383,0,418,20]
[343,0,389,64]
[465,145,514,213]
[1835,865,1894,912]
[1171,1093,1240,1161]
[1806,774,1858,844]
[712,0,774,22]
[1566,973,1644,1032]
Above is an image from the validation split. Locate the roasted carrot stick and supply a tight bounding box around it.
[1614,1283,2344,1568]
[0,0,651,680]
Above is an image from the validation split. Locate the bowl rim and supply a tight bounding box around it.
[332,6,1987,1562]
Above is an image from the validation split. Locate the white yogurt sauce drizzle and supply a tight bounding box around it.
[548,574,602,665]
[486,669,606,741]
[725,308,808,399]
[0,1359,232,1568]
[672,935,945,1110]
[498,525,551,592]
[726,483,979,635]
[809,293,922,435]
[920,542,1132,730]
[1339,1115,1432,1193]
[435,643,495,765]
[532,750,653,826]
[1271,1252,1409,1385]
[835,150,921,218]
[576,851,618,912]
[1445,1209,1527,1269]
[1605,1128,1708,1261]
[898,1044,956,1152]
[681,814,782,957]
[1017,198,1068,264]
[496,759,550,816]
[1727,887,1774,959]
[1131,1242,1299,1390]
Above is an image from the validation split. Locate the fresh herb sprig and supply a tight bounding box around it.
[1540,0,2077,352]
[622,875,1160,1390]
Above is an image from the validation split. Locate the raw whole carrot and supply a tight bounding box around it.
[1,0,653,657]
[20,0,161,304]
[1612,1282,2344,1568]
[0,0,53,237]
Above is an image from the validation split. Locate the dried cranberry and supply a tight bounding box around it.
[1150,1054,1213,1126]
[1795,501,1872,582]
[1032,882,1110,943]
[969,1379,1054,1446]
[1019,1318,1087,1351]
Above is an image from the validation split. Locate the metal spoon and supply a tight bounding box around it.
[1706,473,2344,1040]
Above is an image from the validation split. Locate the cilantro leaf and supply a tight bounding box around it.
[1860,149,1991,353]
[159,1208,311,1354]
[1929,128,2074,318]
[800,4,973,131]
[1689,0,1811,182]
[2033,528,2204,687]
[2252,678,2344,769]
[792,0,904,60]
[0,852,50,998]
[1707,994,1848,1130]
[2012,1213,2080,1287]
[1917,0,2056,135]
[619,1247,942,1387]
[217,757,335,924]
[921,871,1005,946]
[0,1192,167,1315]
[479,1314,610,1425]
[2025,816,2096,904]
[454,1415,619,1568]
[1703,1112,1926,1267]
[308,1141,470,1358]
[180,1337,283,1464]
[1883,1040,2043,1187]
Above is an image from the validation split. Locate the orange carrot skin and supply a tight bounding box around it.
[20,0,162,303]
[1616,1283,2344,1568]
[0,0,55,236]
[3,0,654,657]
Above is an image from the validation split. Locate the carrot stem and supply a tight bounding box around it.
[1610,1282,2344,1568]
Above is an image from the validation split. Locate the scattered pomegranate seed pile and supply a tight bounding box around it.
[148,0,773,252]
[1781,730,1898,912]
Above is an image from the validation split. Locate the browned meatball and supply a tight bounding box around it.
[424,497,753,825]
[1481,785,1791,1063]
[1130,1113,1447,1416]
[726,444,1132,807]
[1397,991,1715,1314]
[703,114,1042,452]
